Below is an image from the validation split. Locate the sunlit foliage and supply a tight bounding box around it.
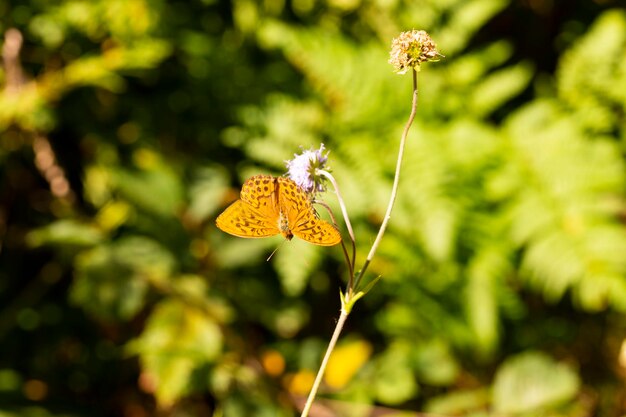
[2,1,626,416]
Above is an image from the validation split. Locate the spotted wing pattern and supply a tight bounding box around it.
[216,175,342,246]
[277,177,342,246]
[215,175,281,238]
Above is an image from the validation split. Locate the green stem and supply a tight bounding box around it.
[314,199,354,279]
[299,307,349,417]
[353,69,418,291]
[319,170,357,285]
[299,69,419,416]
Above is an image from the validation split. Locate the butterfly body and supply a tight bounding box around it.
[216,175,341,246]
[277,211,293,240]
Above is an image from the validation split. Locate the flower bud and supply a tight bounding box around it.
[389,30,441,74]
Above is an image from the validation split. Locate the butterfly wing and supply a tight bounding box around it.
[292,213,343,246]
[216,175,281,238]
[240,175,278,208]
[216,200,281,238]
[277,177,342,246]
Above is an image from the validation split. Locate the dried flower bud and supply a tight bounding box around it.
[389,30,441,74]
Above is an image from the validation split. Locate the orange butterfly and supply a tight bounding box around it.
[216,175,341,246]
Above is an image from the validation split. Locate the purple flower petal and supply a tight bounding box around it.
[285,144,329,194]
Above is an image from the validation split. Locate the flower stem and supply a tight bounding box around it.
[299,307,349,417]
[299,69,419,416]
[314,200,354,279]
[353,69,418,291]
[320,170,357,283]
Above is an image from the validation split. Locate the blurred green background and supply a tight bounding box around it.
[2,0,626,416]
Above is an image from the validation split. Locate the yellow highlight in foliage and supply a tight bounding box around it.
[96,201,131,231]
[261,349,286,377]
[285,370,315,395]
[133,148,159,169]
[324,339,372,389]
[117,122,140,144]
[189,239,210,259]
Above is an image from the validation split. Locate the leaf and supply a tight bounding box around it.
[492,351,580,414]
[446,41,514,85]
[258,25,404,129]
[113,236,177,284]
[26,219,104,248]
[273,238,323,296]
[465,245,511,356]
[374,342,419,405]
[469,62,534,116]
[112,151,184,217]
[213,237,278,267]
[127,299,223,407]
[71,236,175,320]
[437,0,509,54]
[62,55,126,92]
[557,10,626,133]
[414,339,459,386]
[425,388,490,415]
[71,245,148,321]
[187,167,230,222]
[504,101,626,310]
[95,200,132,232]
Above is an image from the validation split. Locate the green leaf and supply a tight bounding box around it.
[374,342,419,405]
[113,236,177,283]
[465,245,512,357]
[127,299,223,407]
[425,388,490,415]
[71,236,175,320]
[437,0,509,54]
[187,167,230,222]
[492,351,580,414]
[504,101,626,310]
[557,10,626,133]
[414,339,459,386]
[63,55,126,92]
[273,238,323,296]
[26,219,104,248]
[469,62,534,116]
[72,246,147,321]
[112,159,184,217]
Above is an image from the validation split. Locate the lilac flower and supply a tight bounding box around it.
[285,144,329,194]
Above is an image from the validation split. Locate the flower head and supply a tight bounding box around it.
[389,30,441,74]
[285,144,330,194]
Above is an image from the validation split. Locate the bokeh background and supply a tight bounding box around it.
[2,0,626,416]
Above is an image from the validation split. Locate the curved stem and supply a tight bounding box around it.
[300,69,420,416]
[319,170,357,286]
[353,69,418,291]
[314,200,354,279]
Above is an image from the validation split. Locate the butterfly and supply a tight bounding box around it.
[216,175,341,246]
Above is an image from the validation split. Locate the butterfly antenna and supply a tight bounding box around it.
[266,240,287,261]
